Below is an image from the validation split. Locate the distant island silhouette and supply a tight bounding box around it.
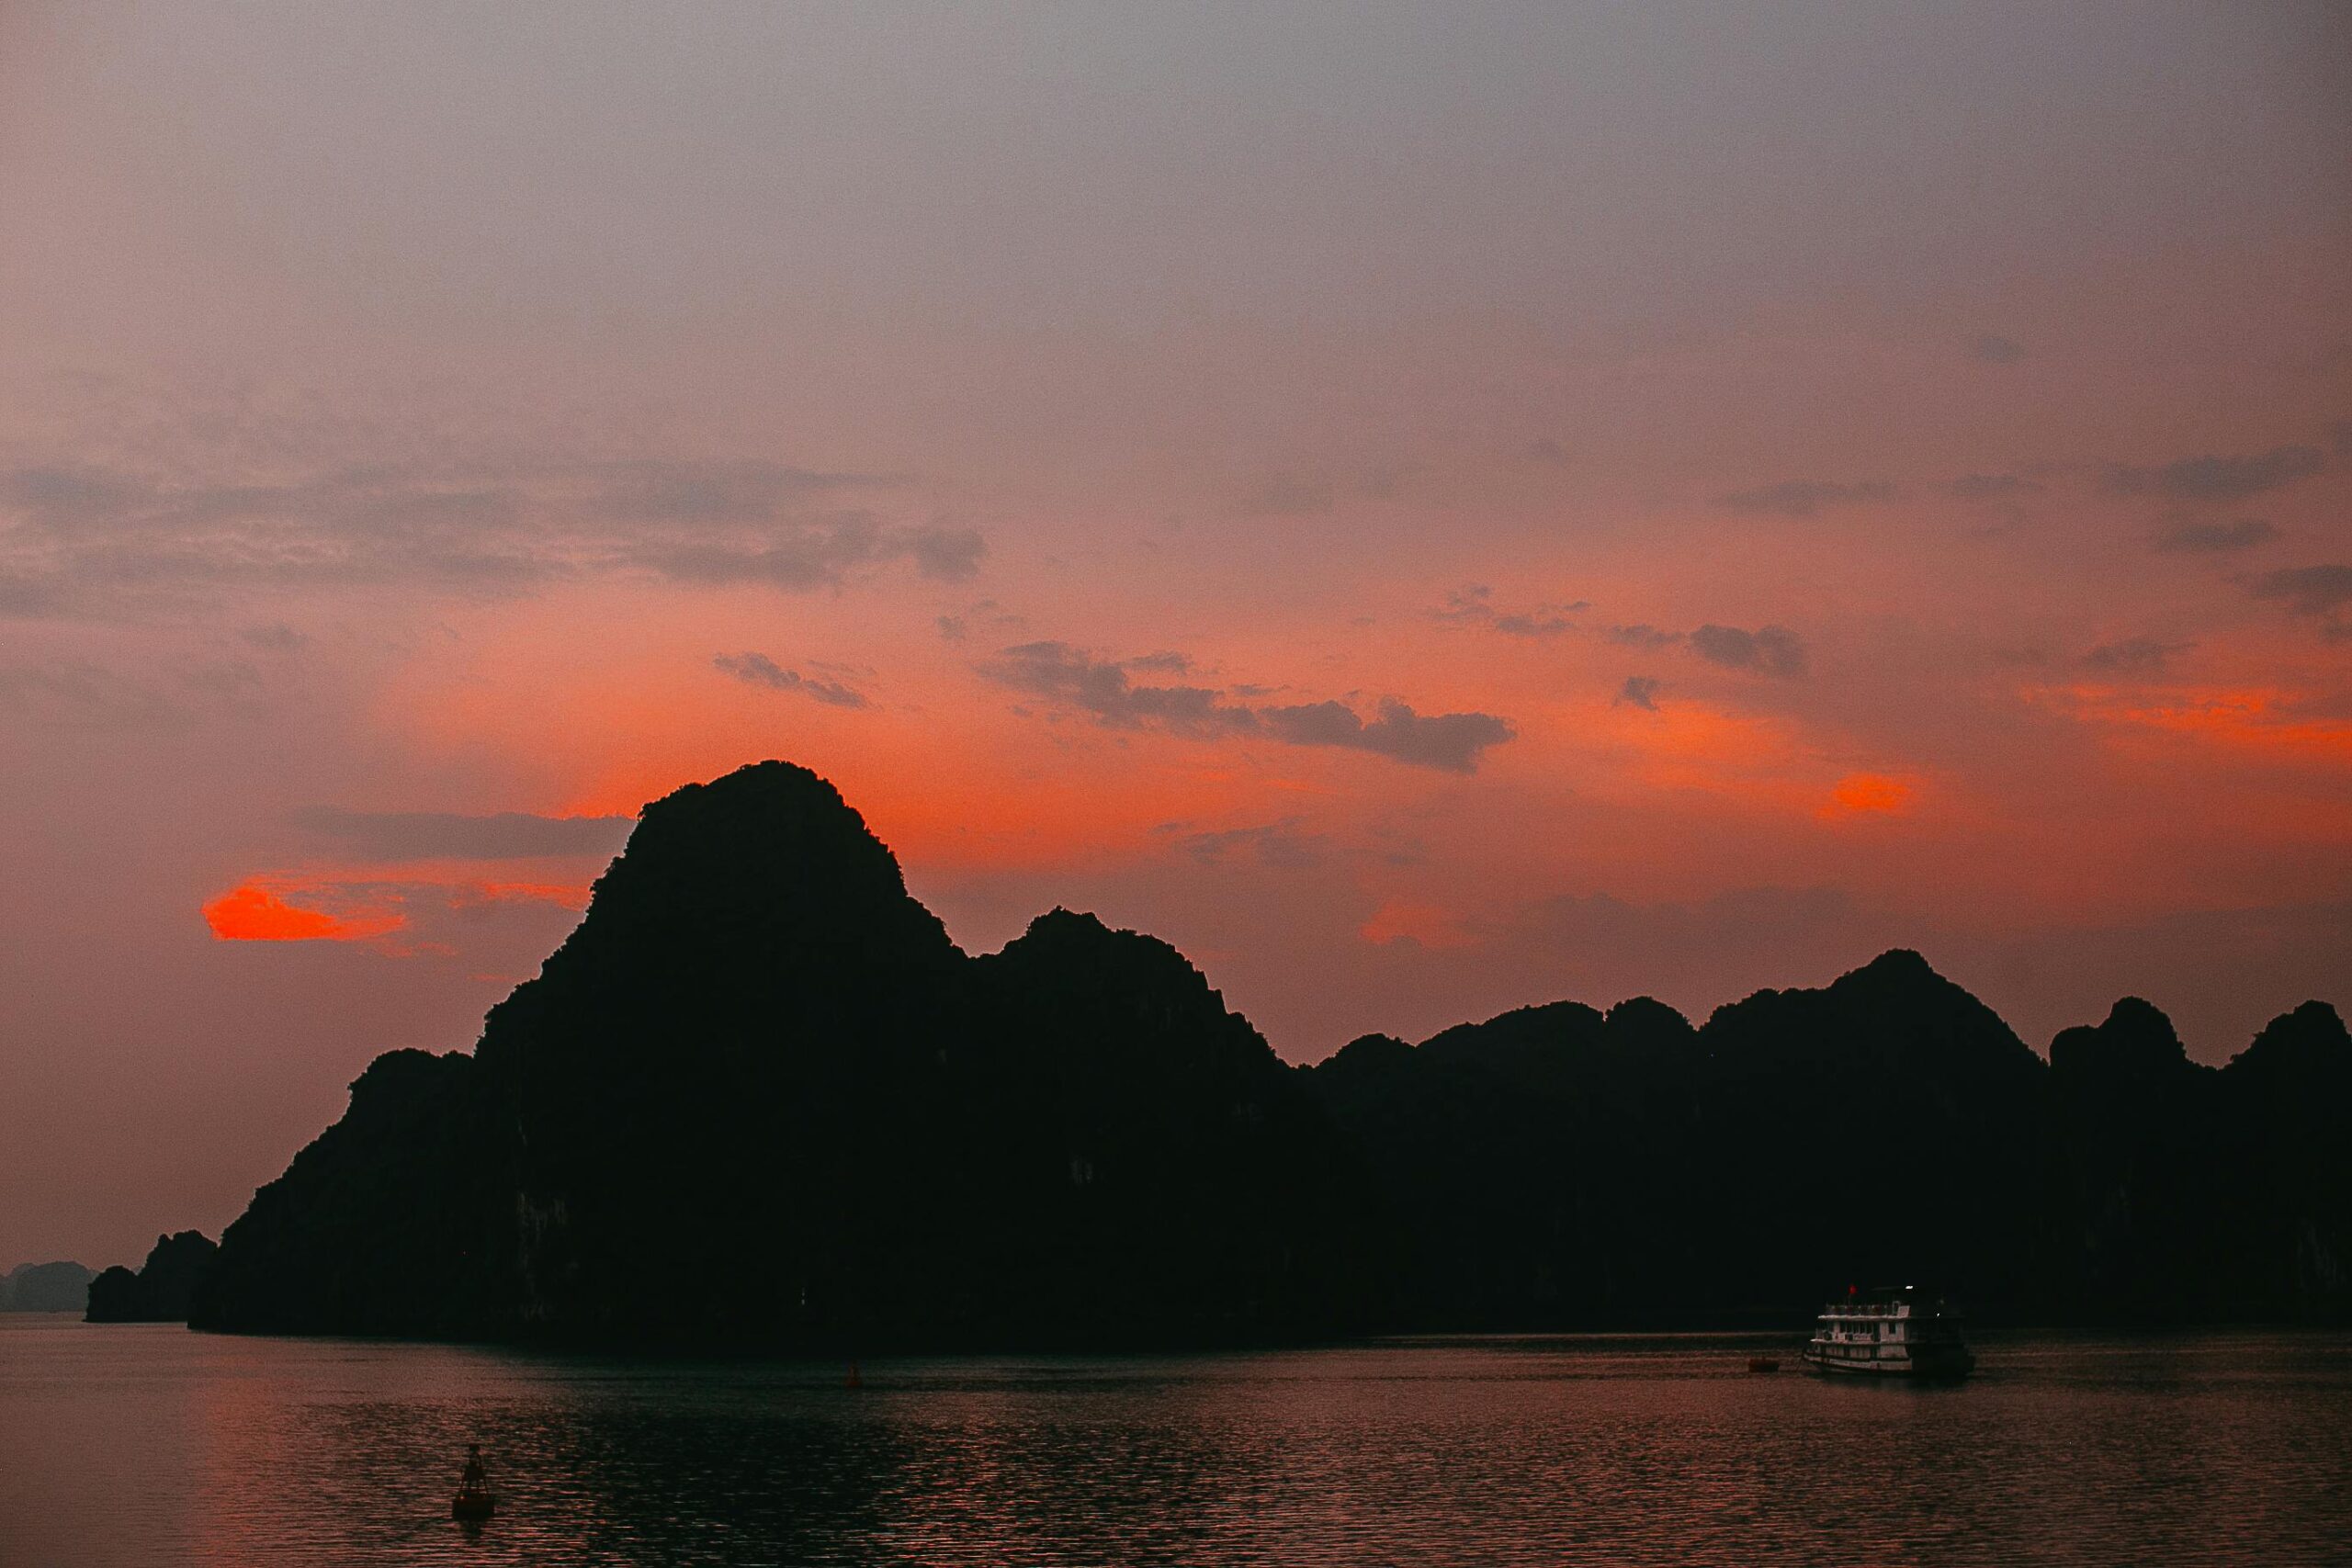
[176,761,2347,1345]
[1,1259,95,1314]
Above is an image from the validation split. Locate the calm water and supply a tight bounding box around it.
[2,1318,2347,1566]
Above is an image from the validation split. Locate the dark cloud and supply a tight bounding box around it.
[1970,333,2027,364]
[976,642,1256,736]
[1608,624,1681,649]
[1950,473,2044,502]
[0,466,153,525]
[1260,698,1513,773]
[2108,446,2324,502]
[239,624,308,651]
[711,651,872,708]
[978,641,1515,771]
[2153,518,2278,553]
[1433,584,1584,637]
[2247,563,2352,617]
[1689,624,1808,678]
[1616,675,1662,710]
[628,516,888,590]
[0,457,978,614]
[2081,637,2194,674]
[1123,650,1195,674]
[1717,479,1897,518]
[291,807,635,861]
[632,514,980,590]
[0,467,550,603]
[1171,822,1326,870]
[935,598,1025,642]
[905,525,987,581]
[1432,585,1493,622]
[585,459,876,524]
[1495,608,1583,637]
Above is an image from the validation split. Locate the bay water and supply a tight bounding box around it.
[3,1317,2346,1565]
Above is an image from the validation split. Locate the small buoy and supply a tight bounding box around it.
[845,1360,864,1389]
[453,1441,495,1519]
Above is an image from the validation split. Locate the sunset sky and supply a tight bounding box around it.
[3,2,2347,1269]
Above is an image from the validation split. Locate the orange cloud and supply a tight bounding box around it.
[2030,684,2352,764]
[202,886,406,942]
[1824,773,1913,817]
[1593,698,1823,810]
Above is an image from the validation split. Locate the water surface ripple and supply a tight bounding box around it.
[4,1320,2346,1565]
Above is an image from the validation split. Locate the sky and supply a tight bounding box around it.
[2,1,2347,1269]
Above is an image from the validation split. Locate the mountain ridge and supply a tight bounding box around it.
[183,761,2349,1343]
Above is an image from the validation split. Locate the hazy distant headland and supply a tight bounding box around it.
[1,1259,95,1314]
[178,761,2349,1346]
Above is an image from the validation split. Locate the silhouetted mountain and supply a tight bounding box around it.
[187,761,2350,1343]
[1304,962,2348,1326]
[1297,952,2056,1323]
[0,1260,94,1313]
[188,1050,506,1335]
[2044,998,2222,1311]
[196,762,1365,1346]
[85,1232,217,1322]
[2215,1002,2352,1306]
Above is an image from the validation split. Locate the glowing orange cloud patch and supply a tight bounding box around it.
[202,886,406,942]
[1596,699,1825,814]
[1825,773,1913,817]
[1359,897,1475,949]
[2030,684,2352,764]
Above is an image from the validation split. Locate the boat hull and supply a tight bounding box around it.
[1801,1346,1974,1381]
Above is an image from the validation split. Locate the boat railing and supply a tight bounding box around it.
[1819,1299,1950,1314]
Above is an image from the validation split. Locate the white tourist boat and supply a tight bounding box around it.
[1801,1286,1975,1380]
